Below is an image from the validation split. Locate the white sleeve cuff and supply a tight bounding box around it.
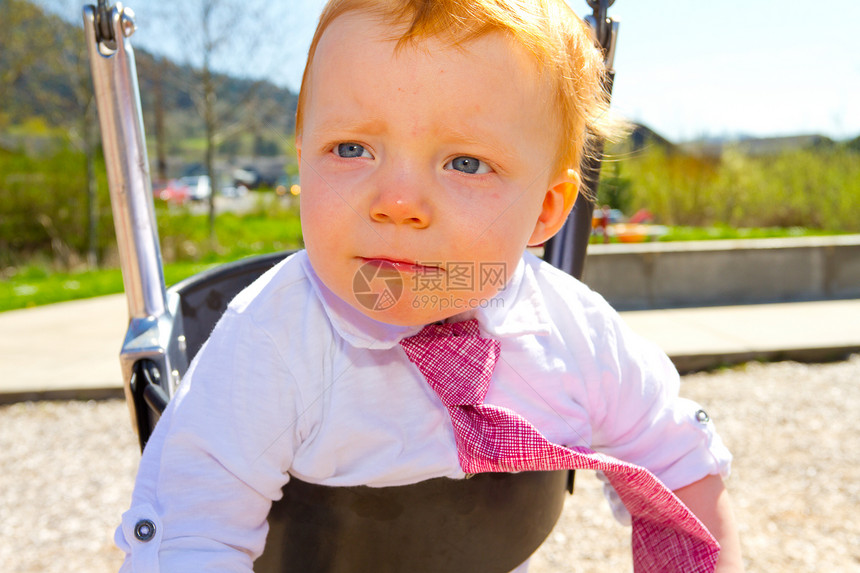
[117,503,162,573]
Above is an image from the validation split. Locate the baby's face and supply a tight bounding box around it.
[299,11,573,326]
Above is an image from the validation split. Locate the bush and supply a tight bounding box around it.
[0,144,112,268]
[615,145,860,233]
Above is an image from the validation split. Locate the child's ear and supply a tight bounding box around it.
[295,136,302,168]
[528,169,580,246]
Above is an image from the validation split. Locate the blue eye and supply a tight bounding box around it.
[445,156,491,175]
[336,143,372,158]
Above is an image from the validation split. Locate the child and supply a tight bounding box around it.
[117,0,743,571]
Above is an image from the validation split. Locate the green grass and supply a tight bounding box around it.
[154,201,303,263]
[589,224,846,244]
[0,261,222,312]
[1,197,305,312]
[657,225,843,242]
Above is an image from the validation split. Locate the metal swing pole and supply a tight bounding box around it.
[543,0,619,280]
[83,1,181,448]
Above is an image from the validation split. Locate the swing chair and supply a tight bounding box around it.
[83,1,619,570]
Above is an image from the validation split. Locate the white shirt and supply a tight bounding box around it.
[117,250,731,571]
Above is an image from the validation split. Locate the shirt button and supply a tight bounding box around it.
[134,519,156,542]
[695,409,710,423]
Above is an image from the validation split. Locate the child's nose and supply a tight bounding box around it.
[368,172,431,229]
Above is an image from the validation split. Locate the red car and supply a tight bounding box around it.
[157,179,192,205]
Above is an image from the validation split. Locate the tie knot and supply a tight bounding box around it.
[400,319,500,406]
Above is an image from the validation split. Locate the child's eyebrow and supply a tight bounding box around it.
[312,116,388,139]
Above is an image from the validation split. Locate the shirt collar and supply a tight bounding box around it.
[470,252,553,339]
[300,251,552,349]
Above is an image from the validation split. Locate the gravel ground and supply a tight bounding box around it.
[2,356,859,572]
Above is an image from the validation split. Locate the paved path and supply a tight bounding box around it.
[0,295,127,401]
[1,294,859,403]
[622,299,860,372]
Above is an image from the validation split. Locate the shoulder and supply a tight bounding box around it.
[226,251,329,333]
[206,250,339,378]
[521,252,619,335]
[228,250,314,317]
[182,251,336,438]
[520,252,669,378]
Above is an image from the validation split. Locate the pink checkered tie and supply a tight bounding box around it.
[400,319,720,573]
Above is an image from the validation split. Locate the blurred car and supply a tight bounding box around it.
[179,176,211,201]
[159,175,246,204]
[232,167,259,189]
[220,183,249,198]
[158,179,192,205]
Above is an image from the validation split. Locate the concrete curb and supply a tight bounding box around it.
[0,387,124,405]
[583,235,860,310]
[671,346,860,375]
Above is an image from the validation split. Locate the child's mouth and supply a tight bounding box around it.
[358,257,442,274]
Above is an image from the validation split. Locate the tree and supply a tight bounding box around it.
[0,0,46,126]
[143,0,290,244]
[0,0,102,268]
[45,0,101,268]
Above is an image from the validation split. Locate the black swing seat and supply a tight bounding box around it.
[131,251,572,572]
[259,471,569,572]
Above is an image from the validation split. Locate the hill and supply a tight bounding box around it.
[0,0,298,155]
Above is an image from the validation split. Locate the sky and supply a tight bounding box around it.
[121,0,860,143]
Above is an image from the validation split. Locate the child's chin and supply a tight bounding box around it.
[354,298,456,327]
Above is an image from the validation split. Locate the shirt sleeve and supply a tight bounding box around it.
[116,308,309,571]
[587,310,732,493]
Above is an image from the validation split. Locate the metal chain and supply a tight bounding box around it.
[96,0,115,44]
